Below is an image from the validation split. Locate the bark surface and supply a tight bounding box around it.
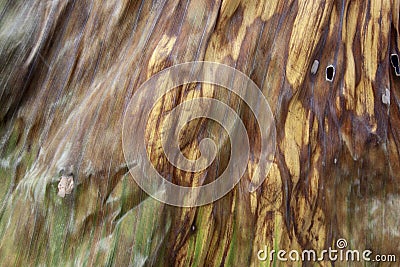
[0,0,400,266]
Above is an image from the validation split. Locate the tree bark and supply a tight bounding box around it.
[0,0,399,266]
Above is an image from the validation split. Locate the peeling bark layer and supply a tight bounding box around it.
[0,0,400,266]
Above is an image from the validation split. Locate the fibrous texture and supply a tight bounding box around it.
[0,0,399,266]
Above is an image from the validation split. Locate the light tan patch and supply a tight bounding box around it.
[286,0,332,88]
[282,100,310,184]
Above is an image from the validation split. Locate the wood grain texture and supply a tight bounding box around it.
[0,0,399,266]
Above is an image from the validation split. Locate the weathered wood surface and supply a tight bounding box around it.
[0,0,400,266]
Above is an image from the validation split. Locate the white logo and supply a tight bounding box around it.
[122,61,276,207]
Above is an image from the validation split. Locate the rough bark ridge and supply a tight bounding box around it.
[0,0,399,266]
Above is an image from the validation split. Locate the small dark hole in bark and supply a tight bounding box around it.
[390,54,400,76]
[326,65,335,82]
